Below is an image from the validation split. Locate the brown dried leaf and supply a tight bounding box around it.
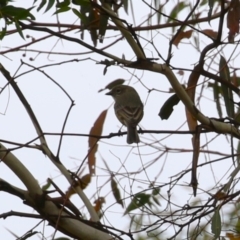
[191,129,200,197]
[65,173,91,198]
[185,64,200,131]
[88,110,107,174]
[172,30,193,47]
[202,29,218,39]
[227,0,240,42]
[93,197,105,216]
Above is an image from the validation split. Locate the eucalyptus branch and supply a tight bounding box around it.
[138,62,240,139]
[0,63,99,221]
[19,21,131,64]
[0,144,111,240]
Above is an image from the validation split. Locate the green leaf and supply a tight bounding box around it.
[54,6,70,14]
[212,81,223,118]
[88,8,98,46]
[235,217,240,233]
[15,20,24,39]
[45,0,55,13]
[124,193,151,215]
[152,196,161,206]
[111,177,123,207]
[72,8,87,22]
[152,187,160,196]
[0,0,8,7]
[208,0,214,22]
[72,0,90,6]
[157,5,162,24]
[21,231,38,239]
[200,0,208,6]
[159,93,180,120]
[167,2,187,23]
[99,14,108,43]
[236,141,240,164]
[1,6,35,20]
[37,0,47,12]
[123,0,128,14]
[0,26,7,40]
[211,209,221,238]
[219,56,234,118]
[154,0,159,9]
[56,0,70,8]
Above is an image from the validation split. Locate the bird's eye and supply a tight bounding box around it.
[116,89,121,94]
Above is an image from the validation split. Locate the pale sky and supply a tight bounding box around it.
[0,1,238,239]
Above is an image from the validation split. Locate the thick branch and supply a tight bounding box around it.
[0,145,111,240]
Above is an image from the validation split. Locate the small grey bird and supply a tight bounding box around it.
[106,85,144,144]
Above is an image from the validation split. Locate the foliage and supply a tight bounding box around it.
[0,0,240,240]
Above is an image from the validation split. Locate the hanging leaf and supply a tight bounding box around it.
[156,4,163,24]
[123,0,128,14]
[37,0,47,12]
[167,2,187,23]
[186,64,200,132]
[236,141,240,164]
[111,177,124,207]
[88,8,100,46]
[208,0,215,23]
[124,193,151,215]
[15,20,24,39]
[99,13,108,43]
[227,0,240,42]
[88,110,107,175]
[231,72,240,87]
[72,8,87,22]
[213,81,223,118]
[44,0,55,13]
[172,30,193,47]
[191,128,200,197]
[211,209,221,238]
[219,56,234,118]
[158,93,180,120]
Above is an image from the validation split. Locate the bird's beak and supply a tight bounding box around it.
[105,90,113,96]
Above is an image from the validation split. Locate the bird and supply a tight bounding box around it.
[106,85,144,144]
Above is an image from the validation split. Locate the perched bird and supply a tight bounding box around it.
[106,85,144,144]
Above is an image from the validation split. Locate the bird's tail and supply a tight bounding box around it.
[127,126,140,144]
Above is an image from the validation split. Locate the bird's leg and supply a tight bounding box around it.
[118,125,124,136]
